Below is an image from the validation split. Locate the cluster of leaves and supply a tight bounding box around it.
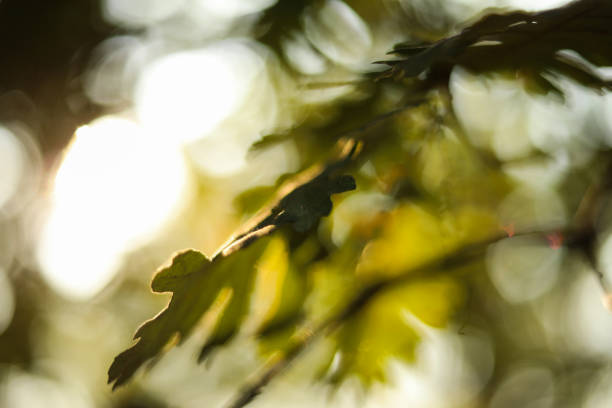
[109,0,612,405]
[380,0,612,95]
[108,139,359,388]
[109,94,508,391]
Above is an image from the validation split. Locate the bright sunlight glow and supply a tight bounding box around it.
[504,0,571,12]
[135,41,264,145]
[37,117,189,300]
[103,0,185,27]
[191,0,276,19]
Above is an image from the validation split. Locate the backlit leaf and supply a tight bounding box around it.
[357,203,500,280]
[325,275,465,384]
[108,139,359,389]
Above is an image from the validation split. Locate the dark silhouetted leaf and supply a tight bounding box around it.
[379,0,612,93]
[219,138,360,256]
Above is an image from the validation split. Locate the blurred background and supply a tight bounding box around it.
[4,0,612,407]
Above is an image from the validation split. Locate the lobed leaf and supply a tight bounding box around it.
[108,139,359,389]
[108,241,266,389]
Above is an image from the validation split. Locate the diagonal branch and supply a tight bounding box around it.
[226,154,612,407]
[225,224,593,408]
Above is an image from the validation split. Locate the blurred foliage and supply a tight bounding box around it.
[5,0,612,407]
[109,140,358,388]
[110,2,612,402]
[326,275,465,384]
[381,0,612,96]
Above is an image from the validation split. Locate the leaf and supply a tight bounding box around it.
[294,203,491,385]
[108,240,267,389]
[247,236,306,335]
[379,0,612,93]
[108,139,360,389]
[219,138,360,257]
[233,185,277,216]
[357,203,500,280]
[150,250,208,293]
[324,276,465,384]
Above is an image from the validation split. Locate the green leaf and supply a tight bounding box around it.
[233,185,277,216]
[108,139,359,389]
[107,240,267,390]
[324,276,465,385]
[150,250,208,293]
[357,203,501,280]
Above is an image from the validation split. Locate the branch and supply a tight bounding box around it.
[378,0,612,94]
[226,154,612,407]
[225,225,592,408]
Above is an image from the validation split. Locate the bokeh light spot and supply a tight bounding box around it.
[1,371,93,408]
[504,0,571,12]
[191,0,276,19]
[0,125,25,212]
[487,235,563,303]
[304,0,372,69]
[37,117,189,299]
[135,41,265,145]
[489,365,555,408]
[103,0,185,27]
